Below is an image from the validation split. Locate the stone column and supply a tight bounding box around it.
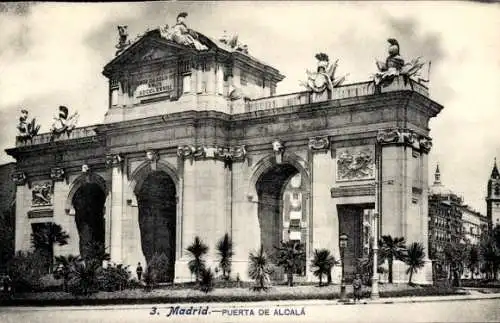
[12,171,27,251]
[107,154,124,264]
[206,61,215,94]
[216,63,224,95]
[309,136,338,282]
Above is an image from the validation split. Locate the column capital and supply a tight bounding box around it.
[11,171,27,186]
[308,136,330,152]
[105,153,124,168]
[177,144,247,168]
[50,167,67,182]
[376,128,432,154]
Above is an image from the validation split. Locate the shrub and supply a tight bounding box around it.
[67,259,101,296]
[146,253,170,285]
[199,268,214,293]
[6,251,47,292]
[97,264,131,292]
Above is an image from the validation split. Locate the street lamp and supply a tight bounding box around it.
[339,233,348,302]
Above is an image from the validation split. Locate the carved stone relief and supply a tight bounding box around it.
[336,145,375,182]
[31,181,53,207]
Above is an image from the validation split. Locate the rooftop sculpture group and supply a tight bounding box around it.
[300,53,348,96]
[50,106,79,141]
[16,109,40,143]
[373,38,427,88]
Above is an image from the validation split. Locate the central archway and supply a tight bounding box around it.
[72,183,106,259]
[255,163,308,280]
[136,170,177,282]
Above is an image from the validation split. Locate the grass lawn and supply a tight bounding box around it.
[0,283,466,306]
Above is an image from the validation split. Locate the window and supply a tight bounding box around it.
[240,71,248,86]
[495,184,500,196]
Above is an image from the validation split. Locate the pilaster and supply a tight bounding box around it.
[107,153,124,264]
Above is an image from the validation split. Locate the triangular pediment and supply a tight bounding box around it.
[103,32,200,77]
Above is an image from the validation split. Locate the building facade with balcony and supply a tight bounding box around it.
[428,165,464,260]
[5,15,442,284]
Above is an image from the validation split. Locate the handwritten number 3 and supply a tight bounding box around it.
[150,307,158,315]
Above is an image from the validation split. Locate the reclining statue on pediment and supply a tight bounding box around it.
[159,12,208,51]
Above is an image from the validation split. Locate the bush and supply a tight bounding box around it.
[67,259,101,296]
[199,268,214,293]
[147,253,170,283]
[6,251,47,292]
[97,264,131,292]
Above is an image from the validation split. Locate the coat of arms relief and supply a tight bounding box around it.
[336,146,375,182]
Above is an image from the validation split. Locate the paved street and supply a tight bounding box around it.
[0,298,499,323]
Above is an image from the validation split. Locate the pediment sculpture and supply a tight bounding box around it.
[16,109,41,143]
[373,38,427,88]
[158,12,208,51]
[300,53,348,98]
[115,25,131,56]
[50,106,79,141]
[219,30,249,54]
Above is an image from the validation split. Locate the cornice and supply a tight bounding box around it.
[331,184,375,198]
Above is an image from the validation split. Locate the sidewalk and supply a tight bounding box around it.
[5,290,499,312]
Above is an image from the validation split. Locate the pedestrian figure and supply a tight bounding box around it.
[136,262,143,281]
[352,273,363,303]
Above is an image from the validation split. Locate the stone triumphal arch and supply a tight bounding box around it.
[7,14,442,284]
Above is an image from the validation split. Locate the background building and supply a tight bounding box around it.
[486,159,500,229]
[428,164,463,260]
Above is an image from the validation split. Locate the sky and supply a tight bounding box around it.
[0,1,499,214]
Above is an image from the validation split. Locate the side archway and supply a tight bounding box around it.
[66,172,108,259]
[129,161,180,282]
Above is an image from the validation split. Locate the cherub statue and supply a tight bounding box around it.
[17,109,41,143]
[300,53,348,96]
[51,106,79,140]
[115,25,131,56]
[373,38,426,88]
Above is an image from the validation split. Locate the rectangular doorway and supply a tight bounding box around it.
[337,203,374,281]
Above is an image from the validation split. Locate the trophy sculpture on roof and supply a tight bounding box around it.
[50,106,79,141]
[373,38,429,90]
[16,109,41,143]
[300,53,348,102]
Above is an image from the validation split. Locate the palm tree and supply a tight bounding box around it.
[248,245,273,291]
[84,241,111,263]
[274,241,306,287]
[379,235,407,283]
[310,249,338,286]
[186,236,208,282]
[216,233,234,280]
[403,242,426,286]
[30,223,70,273]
